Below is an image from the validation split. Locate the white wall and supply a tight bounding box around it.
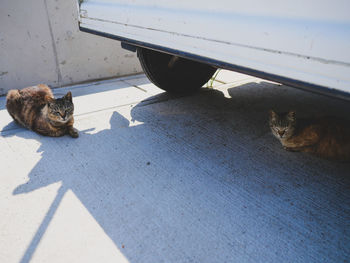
[0,0,142,95]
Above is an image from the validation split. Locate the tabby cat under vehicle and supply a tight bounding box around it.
[269,110,350,161]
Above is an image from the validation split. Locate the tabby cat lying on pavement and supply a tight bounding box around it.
[6,84,78,138]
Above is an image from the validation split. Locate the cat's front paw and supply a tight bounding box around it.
[68,127,79,138]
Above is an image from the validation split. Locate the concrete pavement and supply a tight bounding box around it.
[0,71,349,263]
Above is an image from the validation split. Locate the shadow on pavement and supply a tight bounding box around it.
[10,82,350,263]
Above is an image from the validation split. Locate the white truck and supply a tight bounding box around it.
[78,0,350,98]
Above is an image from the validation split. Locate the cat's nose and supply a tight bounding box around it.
[278,130,285,137]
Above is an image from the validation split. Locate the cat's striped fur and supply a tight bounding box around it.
[6,84,78,138]
[269,110,350,161]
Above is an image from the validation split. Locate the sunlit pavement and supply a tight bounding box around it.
[1,71,349,263]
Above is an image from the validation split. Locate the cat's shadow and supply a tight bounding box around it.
[9,82,350,263]
[1,121,19,134]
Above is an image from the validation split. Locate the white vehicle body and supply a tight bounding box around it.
[79,0,350,98]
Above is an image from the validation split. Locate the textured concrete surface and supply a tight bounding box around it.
[0,0,141,95]
[0,71,349,263]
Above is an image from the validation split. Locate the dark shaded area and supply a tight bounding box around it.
[9,82,350,263]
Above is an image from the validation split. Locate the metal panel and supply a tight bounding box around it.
[79,0,350,93]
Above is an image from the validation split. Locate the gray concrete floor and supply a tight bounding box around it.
[0,71,349,263]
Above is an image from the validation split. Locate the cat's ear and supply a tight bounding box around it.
[46,96,54,107]
[64,91,72,102]
[269,110,277,120]
[287,110,296,120]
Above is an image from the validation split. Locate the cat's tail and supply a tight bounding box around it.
[6,90,22,119]
[6,89,21,102]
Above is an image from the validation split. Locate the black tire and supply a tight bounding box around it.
[137,47,217,94]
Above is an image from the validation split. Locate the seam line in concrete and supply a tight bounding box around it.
[43,0,62,87]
